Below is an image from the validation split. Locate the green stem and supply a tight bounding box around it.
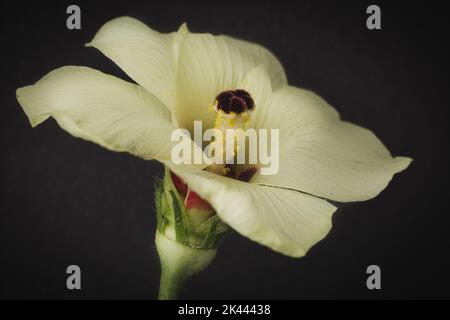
[155,231,217,300]
[158,264,185,300]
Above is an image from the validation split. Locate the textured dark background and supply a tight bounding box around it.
[1,0,449,299]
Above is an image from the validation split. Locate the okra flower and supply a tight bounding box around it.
[16,17,411,299]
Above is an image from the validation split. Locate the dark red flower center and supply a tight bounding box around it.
[215,89,255,114]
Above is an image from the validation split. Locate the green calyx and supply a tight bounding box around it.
[155,167,228,249]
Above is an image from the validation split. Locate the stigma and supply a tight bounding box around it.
[211,89,255,131]
[213,89,255,116]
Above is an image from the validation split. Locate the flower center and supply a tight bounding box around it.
[206,90,257,177]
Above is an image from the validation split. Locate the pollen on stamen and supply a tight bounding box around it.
[213,89,255,115]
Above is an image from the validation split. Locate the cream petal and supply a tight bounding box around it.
[166,163,336,257]
[240,65,273,113]
[221,35,287,90]
[252,86,412,202]
[17,66,178,161]
[87,16,186,109]
[175,31,287,132]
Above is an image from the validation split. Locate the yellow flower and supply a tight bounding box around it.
[16,16,411,259]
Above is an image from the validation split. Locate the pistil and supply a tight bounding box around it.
[207,89,255,175]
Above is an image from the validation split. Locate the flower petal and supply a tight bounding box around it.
[221,35,287,90]
[87,17,186,109]
[166,163,336,257]
[175,30,287,132]
[252,86,412,202]
[239,66,273,128]
[17,66,178,161]
[240,65,273,111]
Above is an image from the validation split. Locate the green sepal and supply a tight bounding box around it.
[169,189,188,244]
[155,178,166,233]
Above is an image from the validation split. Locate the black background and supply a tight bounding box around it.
[1,0,449,299]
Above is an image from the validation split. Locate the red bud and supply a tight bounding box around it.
[185,188,213,211]
[170,171,188,197]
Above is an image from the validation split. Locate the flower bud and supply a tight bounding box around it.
[155,167,227,249]
[171,171,215,228]
[155,167,228,299]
